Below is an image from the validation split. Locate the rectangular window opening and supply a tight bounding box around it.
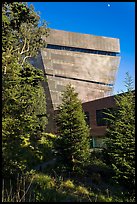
[96,107,114,126]
[46,44,118,56]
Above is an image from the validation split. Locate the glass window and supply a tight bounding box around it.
[96,108,114,126]
[92,137,105,148]
[46,44,117,56]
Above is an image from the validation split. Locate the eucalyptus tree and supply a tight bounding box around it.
[2,2,49,176]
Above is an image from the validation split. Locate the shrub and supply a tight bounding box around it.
[75,185,90,195]
[61,179,75,189]
[97,194,113,202]
[32,173,57,202]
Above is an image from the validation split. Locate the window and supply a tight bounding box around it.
[96,107,114,126]
[45,73,113,87]
[96,109,107,126]
[46,44,118,56]
[92,137,105,148]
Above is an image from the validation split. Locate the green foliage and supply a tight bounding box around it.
[2,170,130,202]
[2,2,49,176]
[75,185,90,195]
[97,194,113,202]
[103,73,135,197]
[55,84,91,172]
[60,179,75,189]
[32,173,65,202]
[30,173,100,202]
[37,133,57,162]
[2,2,49,55]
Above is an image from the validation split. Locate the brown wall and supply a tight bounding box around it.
[42,29,120,52]
[32,29,121,134]
[82,95,116,137]
[41,29,120,110]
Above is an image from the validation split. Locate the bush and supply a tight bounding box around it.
[75,185,90,195]
[97,194,113,202]
[32,173,58,202]
[60,179,75,189]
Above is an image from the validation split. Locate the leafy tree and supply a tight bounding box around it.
[103,73,135,197]
[2,2,49,176]
[55,84,91,172]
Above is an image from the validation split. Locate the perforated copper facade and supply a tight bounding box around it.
[32,29,120,132]
[41,29,120,110]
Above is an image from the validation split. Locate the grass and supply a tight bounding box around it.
[2,171,120,202]
[2,148,134,202]
[3,169,132,202]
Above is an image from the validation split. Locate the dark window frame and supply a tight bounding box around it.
[96,107,114,126]
[46,44,119,56]
[45,73,113,87]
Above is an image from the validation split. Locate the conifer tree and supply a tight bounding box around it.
[103,73,135,197]
[55,84,91,172]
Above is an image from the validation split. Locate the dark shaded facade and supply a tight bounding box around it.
[82,94,116,148]
[82,90,135,148]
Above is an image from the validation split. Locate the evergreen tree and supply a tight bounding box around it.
[2,2,49,176]
[55,84,91,172]
[103,73,135,197]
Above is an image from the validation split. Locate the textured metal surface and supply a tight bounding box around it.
[43,74,113,110]
[42,48,120,83]
[42,29,120,53]
[40,29,120,110]
[32,29,120,132]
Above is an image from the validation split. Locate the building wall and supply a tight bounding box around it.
[82,95,116,137]
[42,29,120,52]
[82,95,116,148]
[41,29,120,110]
[82,90,135,148]
[32,29,120,132]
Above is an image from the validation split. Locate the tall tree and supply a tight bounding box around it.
[2,2,49,176]
[103,73,135,197]
[55,84,91,172]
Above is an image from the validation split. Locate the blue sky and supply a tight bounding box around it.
[28,2,135,94]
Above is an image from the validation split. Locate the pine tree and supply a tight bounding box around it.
[103,73,135,197]
[55,84,91,172]
[2,2,49,176]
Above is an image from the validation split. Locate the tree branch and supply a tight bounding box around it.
[11,47,20,53]
[21,55,31,66]
[20,37,27,55]
[20,39,30,55]
[4,66,6,75]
